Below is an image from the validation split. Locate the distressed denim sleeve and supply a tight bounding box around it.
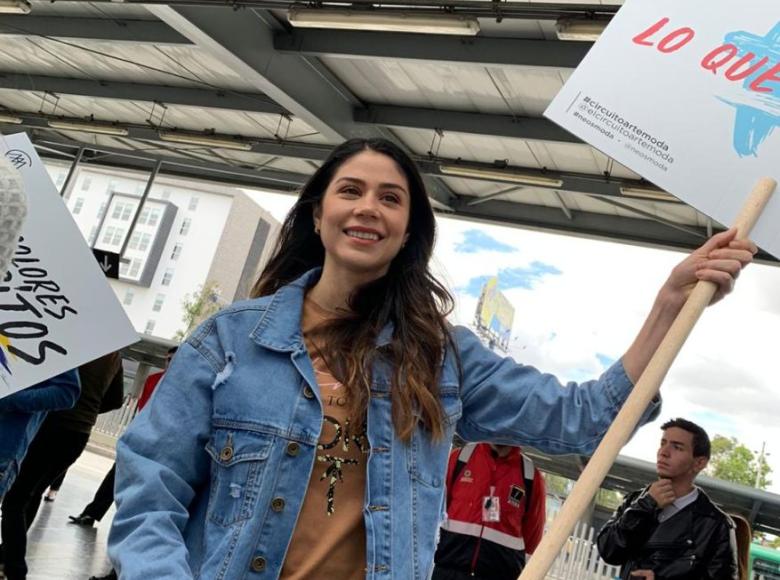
[108,337,220,579]
[453,326,660,455]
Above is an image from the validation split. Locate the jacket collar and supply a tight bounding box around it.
[249,268,394,351]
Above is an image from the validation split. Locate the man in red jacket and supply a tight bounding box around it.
[433,443,546,580]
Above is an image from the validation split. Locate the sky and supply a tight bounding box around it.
[244,188,780,494]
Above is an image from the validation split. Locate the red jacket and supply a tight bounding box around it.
[136,371,164,411]
[434,443,546,579]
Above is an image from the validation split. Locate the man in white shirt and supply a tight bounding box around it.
[597,418,738,580]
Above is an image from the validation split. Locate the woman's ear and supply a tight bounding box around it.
[313,205,322,234]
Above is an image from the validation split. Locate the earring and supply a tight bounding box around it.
[314,225,320,235]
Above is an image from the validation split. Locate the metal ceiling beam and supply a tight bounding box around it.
[0,73,288,116]
[275,29,592,68]
[32,136,309,192]
[147,5,460,206]
[2,112,333,160]
[147,5,357,143]
[0,15,191,45]
[18,133,779,263]
[356,105,579,143]
[453,197,778,262]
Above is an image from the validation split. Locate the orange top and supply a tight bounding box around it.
[280,298,368,580]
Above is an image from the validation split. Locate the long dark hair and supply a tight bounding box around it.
[252,138,454,441]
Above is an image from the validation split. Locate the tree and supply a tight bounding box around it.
[174,281,222,341]
[706,435,772,489]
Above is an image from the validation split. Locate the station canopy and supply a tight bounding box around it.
[1,0,776,261]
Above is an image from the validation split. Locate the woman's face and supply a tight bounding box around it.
[314,150,411,282]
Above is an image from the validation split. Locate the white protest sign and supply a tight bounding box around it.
[545,0,780,258]
[0,132,139,397]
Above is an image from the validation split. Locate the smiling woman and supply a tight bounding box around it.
[107,138,758,580]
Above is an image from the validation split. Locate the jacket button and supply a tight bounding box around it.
[271,497,286,512]
[219,446,234,462]
[286,442,300,456]
[250,556,266,572]
[303,386,315,399]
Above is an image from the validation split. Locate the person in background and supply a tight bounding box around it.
[0,370,81,500]
[597,418,738,580]
[433,443,545,580]
[0,352,124,580]
[73,346,178,580]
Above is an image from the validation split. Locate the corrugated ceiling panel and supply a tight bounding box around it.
[323,57,568,116]
[29,0,154,18]
[0,89,325,144]
[0,37,254,92]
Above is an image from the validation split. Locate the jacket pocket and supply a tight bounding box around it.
[205,427,274,526]
[406,390,461,488]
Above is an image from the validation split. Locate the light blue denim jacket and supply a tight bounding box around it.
[109,269,660,579]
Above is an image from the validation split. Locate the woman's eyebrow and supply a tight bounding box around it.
[335,176,408,194]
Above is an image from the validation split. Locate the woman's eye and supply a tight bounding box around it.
[341,187,360,197]
[383,193,401,204]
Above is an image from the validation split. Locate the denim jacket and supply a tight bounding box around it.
[0,368,81,496]
[109,269,660,579]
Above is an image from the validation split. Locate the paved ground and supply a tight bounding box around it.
[8,451,116,580]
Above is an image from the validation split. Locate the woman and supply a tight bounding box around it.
[108,139,755,579]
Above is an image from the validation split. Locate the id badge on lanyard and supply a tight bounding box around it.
[482,485,500,522]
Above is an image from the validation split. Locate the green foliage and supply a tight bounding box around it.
[706,435,772,489]
[174,281,222,341]
[543,473,571,498]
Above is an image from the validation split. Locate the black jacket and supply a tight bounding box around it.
[597,486,738,580]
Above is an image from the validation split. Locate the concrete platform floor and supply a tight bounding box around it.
[5,451,117,580]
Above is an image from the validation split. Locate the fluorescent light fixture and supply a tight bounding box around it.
[439,164,563,188]
[0,113,23,124]
[158,131,253,151]
[0,0,31,14]
[619,186,678,202]
[48,119,129,136]
[555,18,608,42]
[288,7,480,36]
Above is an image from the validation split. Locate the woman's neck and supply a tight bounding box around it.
[307,268,362,312]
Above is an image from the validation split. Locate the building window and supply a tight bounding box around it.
[188,196,199,211]
[112,202,134,221]
[161,188,172,200]
[148,208,160,227]
[161,269,174,286]
[137,207,160,227]
[55,173,66,188]
[97,202,107,219]
[127,231,141,250]
[80,176,92,191]
[179,218,191,236]
[138,233,151,252]
[103,227,124,247]
[102,226,116,245]
[88,226,97,245]
[144,320,156,335]
[135,183,145,195]
[72,197,84,215]
[123,290,134,306]
[108,179,118,193]
[119,260,129,276]
[129,259,142,278]
[152,294,165,312]
[170,244,182,261]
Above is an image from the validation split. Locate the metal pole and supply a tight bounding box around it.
[59,146,85,199]
[755,441,766,488]
[120,159,163,257]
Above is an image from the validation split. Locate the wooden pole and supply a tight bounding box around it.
[519,177,777,580]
